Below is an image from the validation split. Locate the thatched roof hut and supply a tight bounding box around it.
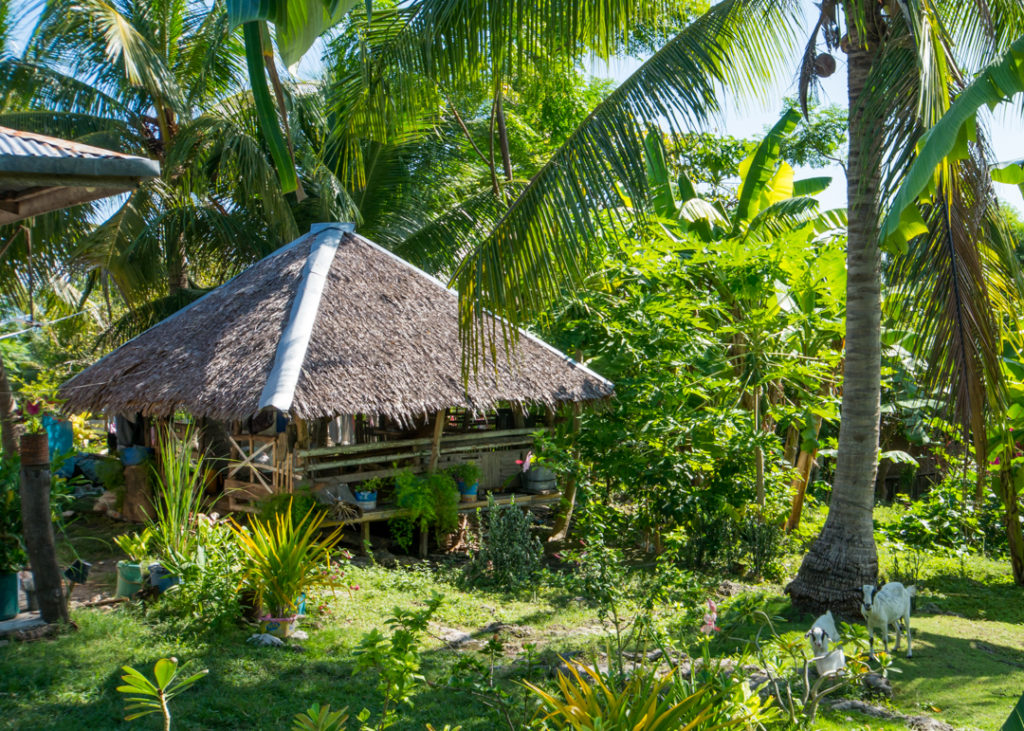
[60,223,612,423]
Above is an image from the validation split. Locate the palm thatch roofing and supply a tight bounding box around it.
[0,126,159,224]
[60,223,613,422]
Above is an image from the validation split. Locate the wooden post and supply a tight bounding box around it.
[548,402,582,543]
[427,410,446,473]
[19,434,68,624]
[294,418,310,450]
[422,410,447,557]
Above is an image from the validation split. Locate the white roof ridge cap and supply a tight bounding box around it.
[258,224,346,413]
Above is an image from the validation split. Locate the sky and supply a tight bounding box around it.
[592,35,1024,214]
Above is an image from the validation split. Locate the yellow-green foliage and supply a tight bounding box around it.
[524,659,768,731]
[231,501,343,617]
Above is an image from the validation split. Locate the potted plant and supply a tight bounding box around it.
[354,477,382,511]
[113,528,153,598]
[449,462,482,503]
[518,440,564,494]
[0,462,26,620]
[230,499,343,638]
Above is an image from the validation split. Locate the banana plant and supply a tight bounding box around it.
[882,34,1024,248]
[642,109,841,246]
[640,109,846,510]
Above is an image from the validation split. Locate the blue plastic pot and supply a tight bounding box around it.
[119,446,155,466]
[457,480,479,503]
[148,563,180,594]
[354,491,377,511]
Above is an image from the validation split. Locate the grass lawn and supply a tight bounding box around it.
[0,561,604,730]
[1,517,1022,730]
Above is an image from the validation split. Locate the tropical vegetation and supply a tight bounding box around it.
[3,0,1024,728]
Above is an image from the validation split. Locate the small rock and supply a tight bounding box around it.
[862,672,892,698]
[748,673,770,691]
[290,629,309,641]
[247,633,285,647]
[437,627,474,648]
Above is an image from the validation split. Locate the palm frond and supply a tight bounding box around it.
[452,0,801,366]
[888,154,1018,457]
[389,185,523,277]
[99,287,209,347]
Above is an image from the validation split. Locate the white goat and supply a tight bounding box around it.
[805,610,840,658]
[860,582,917,660]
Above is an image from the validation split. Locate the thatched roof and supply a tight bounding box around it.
[0,126,159,224]
[60,223,613,422]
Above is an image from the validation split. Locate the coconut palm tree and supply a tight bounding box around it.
[0,0,312,340]
[317,0,1024,605]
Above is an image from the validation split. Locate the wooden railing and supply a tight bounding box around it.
[296,427,536,489]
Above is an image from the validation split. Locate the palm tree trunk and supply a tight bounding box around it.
[168,235,187,294]
[787,14,881,614]
[0,350,19,457]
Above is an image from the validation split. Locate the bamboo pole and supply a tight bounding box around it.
[427,410,446,473]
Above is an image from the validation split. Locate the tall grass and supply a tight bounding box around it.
[147,424,209,576]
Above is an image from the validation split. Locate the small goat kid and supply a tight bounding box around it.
[860,582,916,660]
[805,610,839,657]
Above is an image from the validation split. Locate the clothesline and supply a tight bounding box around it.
[0,311,88,341]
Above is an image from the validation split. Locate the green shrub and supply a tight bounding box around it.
[0,458,26,574]
[879,477,1006,555]
[390,471,460,551]
[524,655,772,730]
[145,426,243,630]
[447,461,482,485]
[465,495,542,589]
[738,513,789,580]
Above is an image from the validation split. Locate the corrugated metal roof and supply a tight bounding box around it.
[0,126,145,161]
[0,125,160,224]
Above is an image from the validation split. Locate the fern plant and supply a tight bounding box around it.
[390,471,459,550]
